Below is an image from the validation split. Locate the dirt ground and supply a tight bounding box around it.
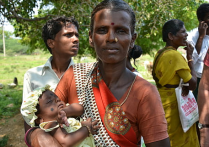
[0,113,27,147]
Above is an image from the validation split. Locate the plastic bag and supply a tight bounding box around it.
[175,79,199,132]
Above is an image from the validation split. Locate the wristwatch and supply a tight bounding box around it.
[198,123,209,129]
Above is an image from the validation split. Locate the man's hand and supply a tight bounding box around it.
[198,21,208,38]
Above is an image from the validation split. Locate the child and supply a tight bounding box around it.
[21,85,99,147]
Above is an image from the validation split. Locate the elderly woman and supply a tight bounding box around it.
[152,19,199,146]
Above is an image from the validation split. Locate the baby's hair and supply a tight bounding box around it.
[21,85,54,127]
[35,90,47,115]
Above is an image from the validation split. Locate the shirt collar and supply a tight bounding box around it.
[41,56,74,76]
[41,56,53,76]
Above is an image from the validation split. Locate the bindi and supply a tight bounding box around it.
[111,22,114,25]
[51,108,54,111]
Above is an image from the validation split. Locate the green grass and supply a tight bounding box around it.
[0,39,29,55]
[0,52,51,119]
[0,52,154,119]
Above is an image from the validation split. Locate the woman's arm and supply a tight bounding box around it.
[62,103,84,118]
[185,42,197,91]
[30,128,62,147]
[186,59,197,91]
[146,138,170,147]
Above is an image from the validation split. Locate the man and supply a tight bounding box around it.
[22,16,79,146]
[187,3,209,100]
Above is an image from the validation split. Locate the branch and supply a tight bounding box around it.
[9,14,57,22]
[0,0,56,22]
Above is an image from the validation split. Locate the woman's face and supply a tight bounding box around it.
[89,9,136,64]
[172,25,188,48]
[50,23,79,58]
[38,90,66,122]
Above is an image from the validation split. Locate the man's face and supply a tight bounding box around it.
[50,23,79,58]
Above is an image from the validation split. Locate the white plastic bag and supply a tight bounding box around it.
[175,79,199,132]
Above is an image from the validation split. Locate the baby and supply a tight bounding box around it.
[21,85,99,147]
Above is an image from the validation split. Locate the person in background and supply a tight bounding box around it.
[22,16,79,147]
[152,19,198,147]
[197,49,209,147]
[187,3,209,100]
[187,3,209,142]
[126,44,143,77]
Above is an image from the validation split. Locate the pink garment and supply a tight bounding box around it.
[204,49,209,67]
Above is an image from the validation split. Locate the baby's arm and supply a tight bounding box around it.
[58,103,84,127]
[52,118,100,147]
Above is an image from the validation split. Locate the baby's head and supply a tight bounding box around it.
[21,85,66,127]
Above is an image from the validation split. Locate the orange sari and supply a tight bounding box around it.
[91,64,138,146]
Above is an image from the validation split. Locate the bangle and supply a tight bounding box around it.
[83,125,91,136]
[188,59,193,62]
[24,127,38,147]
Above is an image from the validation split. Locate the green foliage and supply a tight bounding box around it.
[0,0,206,55]
[0,135,8,147]
[0,87,22,118]
[0,28,12,39]
[0,53,51,119]
[0,38,29,55]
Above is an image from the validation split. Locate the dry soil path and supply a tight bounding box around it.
[0,113,26,147]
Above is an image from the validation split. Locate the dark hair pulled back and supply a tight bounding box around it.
[90,0,136,35]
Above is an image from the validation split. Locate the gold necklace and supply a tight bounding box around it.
[120,75,137,106]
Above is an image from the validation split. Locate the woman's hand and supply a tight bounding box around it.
[81,118,100,135]
[182,86,189,96]
[184,41,194,60]
[57,110,69,128]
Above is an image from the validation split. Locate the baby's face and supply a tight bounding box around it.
[38,90,66,122]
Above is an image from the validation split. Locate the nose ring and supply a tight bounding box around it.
[115,37,118,42]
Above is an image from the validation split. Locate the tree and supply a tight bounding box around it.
[0,0,206,56]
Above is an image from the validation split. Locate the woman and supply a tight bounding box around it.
[28,0,170,146]
[152,19,198,146]
[126,45,143,77]
[55,0,169,146]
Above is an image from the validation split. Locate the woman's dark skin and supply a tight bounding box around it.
[89,9,170,147]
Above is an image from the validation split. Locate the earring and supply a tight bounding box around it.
[115,38,118,42]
